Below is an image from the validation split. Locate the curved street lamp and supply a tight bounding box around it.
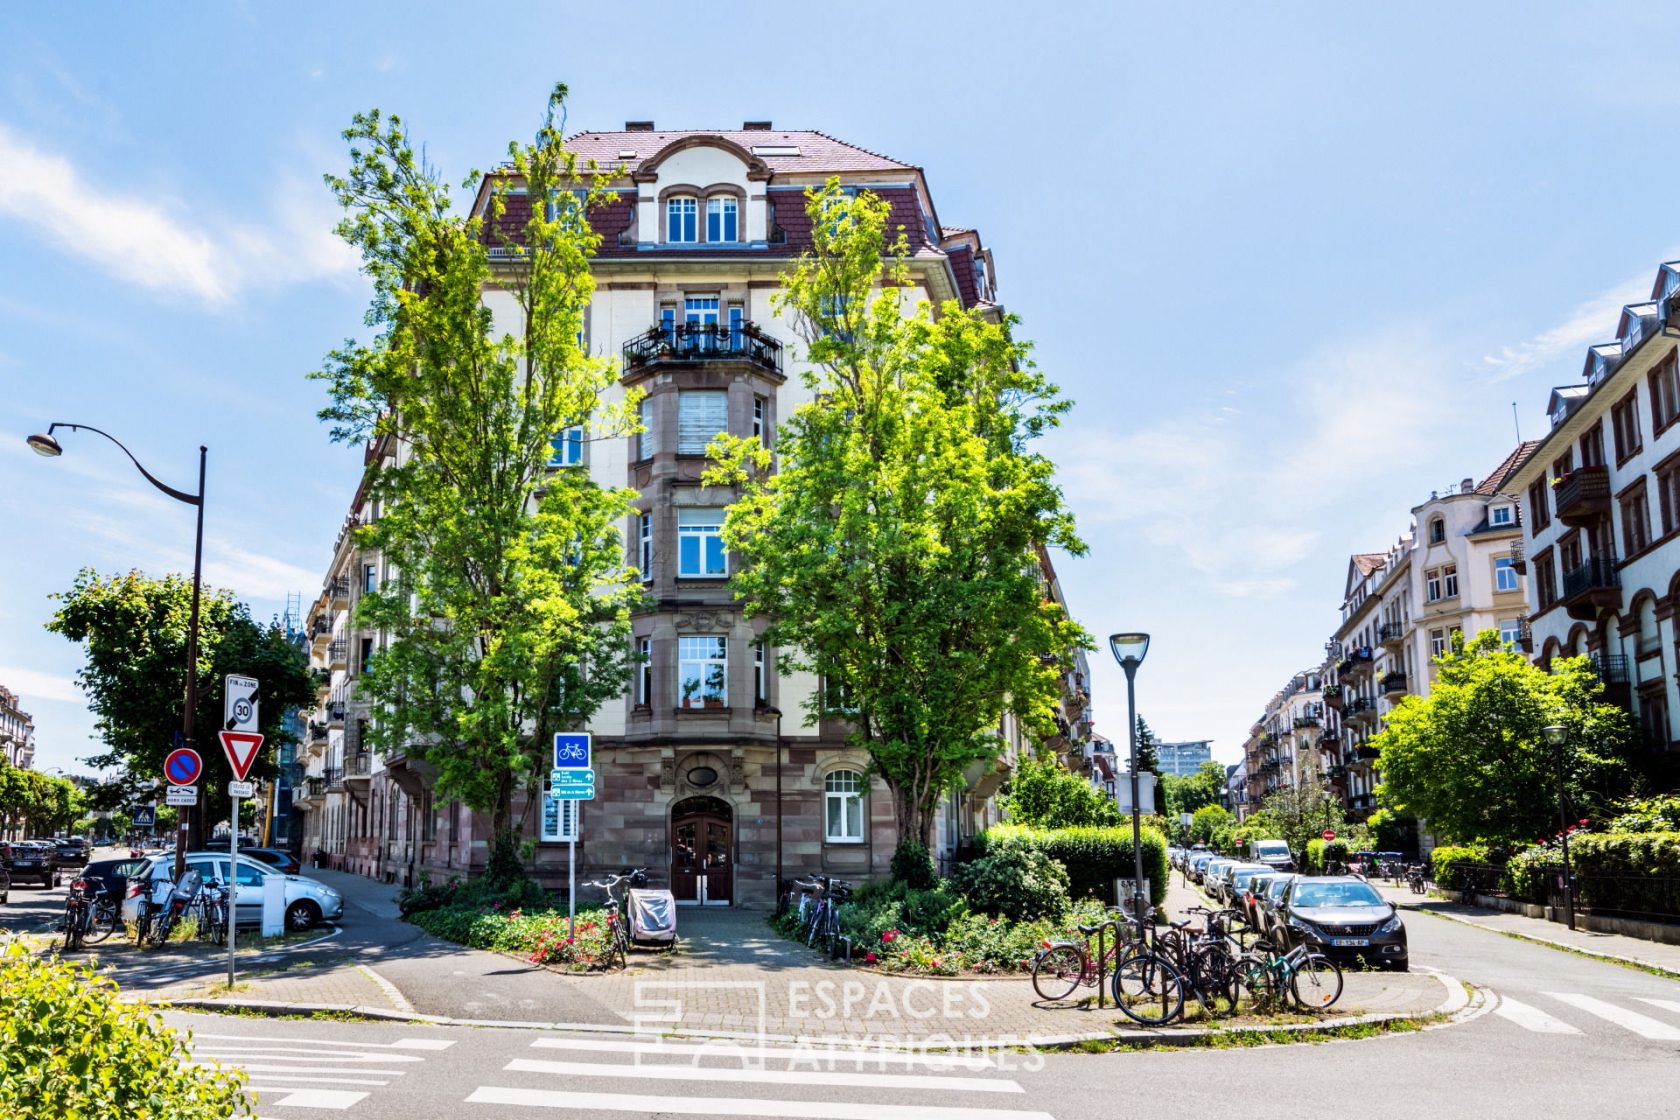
[28,422,206,879]
[1108,632,1150,922]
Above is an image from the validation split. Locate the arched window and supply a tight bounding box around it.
[824,770,864,842]
[1428,517,1445,544]
[666,195,698,243]
[706,196,738,242]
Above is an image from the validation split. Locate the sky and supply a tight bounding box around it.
[2,3,1676,776]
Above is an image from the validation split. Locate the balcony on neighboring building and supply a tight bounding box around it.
[1378,622,1405,649]
[1293,711,1322,729]
[1345,697,1379,726]
[1510,538,1526,575]
[308,722,328,743]
[328,640,348,670]
[310,616,332,653]
[1321,683,1344,709]
[1552,466,1611,528]
[328,576,351,611]
[1339,647,1375,681]
[1588,651,1632,710]
[622,322,783,377]
[327,700,347,727]
[1560,556,1620,620]
[344,752,372,785]
[325,765,344,790]
[1381,671,1408,696]
[1516,619,1533,653]
[1354,745,1381,762]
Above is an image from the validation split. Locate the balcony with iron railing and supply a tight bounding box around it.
[1378,621,1405,648]
[328,640,348,669]
[325,766,344,790]
[1560,556,1620,620]
[1338,647,1375,680]
[622,322,783,377]
[344,752,372,782]
[308,722,328,743]
[1345,697,1379,724]
[1321,683,1344,708]
[328,576,351,610]
[327,701,347,727]
[1510,538,1526,575]
[1381,671,1408,696]
[1553,466,1611,528]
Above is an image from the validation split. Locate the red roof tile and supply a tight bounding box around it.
[563,129,914,175]
[1475,440,1541,495]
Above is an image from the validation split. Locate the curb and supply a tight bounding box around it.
[1396,900,1680,979]
[157,969,1475,1051]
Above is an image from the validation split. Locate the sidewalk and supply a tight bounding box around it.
[156,869,1454,1045]
[1372,880,1680,977]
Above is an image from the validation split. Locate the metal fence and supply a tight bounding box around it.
[1439,859,1680,923]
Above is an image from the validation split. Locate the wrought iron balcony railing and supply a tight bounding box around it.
[622,322,782,375]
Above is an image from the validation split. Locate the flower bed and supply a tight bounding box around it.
[407,899,617,972]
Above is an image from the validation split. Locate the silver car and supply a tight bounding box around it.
[122,851,343,931]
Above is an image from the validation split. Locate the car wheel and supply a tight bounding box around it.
[285,899,320,931]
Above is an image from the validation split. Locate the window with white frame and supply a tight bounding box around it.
[540,789,579,842]
[549,425,583,467]
[824,770,864,842]
[638,396,654,459]
[706,196,738,242]
[1428,517,1445,544]
[636,636,652,706]
[677,390,728,454]
[752,395,768,445]
[753,642,767,706]
[666,195,698,243]
[1495,556,1519,592]
[1443,563,1458,598]
[1425,568,1442,602]
[1429,628,1447,658]
[1498,618,1523,647]
[677,508,727,577]
[677,635,727,708]
[1490,505,1513,526]
[638,512,653,580]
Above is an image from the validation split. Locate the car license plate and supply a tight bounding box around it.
[1332,937,1370,947]
[16,860,37,867]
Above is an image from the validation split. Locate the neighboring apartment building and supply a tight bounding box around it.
[1157,739,1213,776]
[0,686,35,770]
[1324,446,1534,817]
[299,122,1087,906]
[1506,259,1680,751]
[1242,669,1326,811]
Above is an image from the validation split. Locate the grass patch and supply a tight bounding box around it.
[1088,1012,1445,1052]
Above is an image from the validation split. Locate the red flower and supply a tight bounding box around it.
[931,959,942,968]
[1579,818,1589,827]
[865,951,877,963]
[881,929,898,943]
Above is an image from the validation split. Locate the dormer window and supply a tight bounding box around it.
[706,196,738,243]
[1428,516,1445,545]
[1490,505,1513,527]
[666,196,698,243]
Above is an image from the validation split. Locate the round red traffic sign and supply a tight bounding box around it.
[1322,829,1336,841]
[164,747,202,786]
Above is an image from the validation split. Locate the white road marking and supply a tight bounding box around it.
[249,1087,368,1109]
[1637,998,1680,1018]
[527,1036,996,1069]
[204,1070,392,1086]
[201,1063,407,1078]
[189,1032,454,1049]
[504,1056,1020,1093]
[195,1049,424,1062]
[465,1088,1055,1120]
[1492,995,1582,1034]
[1544,993,1680,1040]
[390,1037,456,1049]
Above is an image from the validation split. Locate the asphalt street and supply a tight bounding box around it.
[136,897,1680,1120]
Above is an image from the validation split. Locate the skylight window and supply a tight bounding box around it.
[750,145,800,157]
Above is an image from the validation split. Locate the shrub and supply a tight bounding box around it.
[1606,795,1680,833]
[1302,838,1351,874]
[976,823,1169,906]
[0,941,249,1118]
[1429,844,1492,890]
[1568,831,1680,918]
[407,902,615,970]
[891,838,936,889]
[838,879,964,945]
[949,844,1069,922]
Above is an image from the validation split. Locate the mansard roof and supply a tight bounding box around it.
[564,129,914,176]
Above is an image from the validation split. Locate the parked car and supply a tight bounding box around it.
[1225,865,1273,917]
[234,848,302,876]
[1240,872,1279,927]
[3,841,61,888]
[75,856,149,912]
[0,862,9,903]
[1188,851,1218,883]
[55,837,91,864]
[122,852,344,931]
[1202,858,1239,899]
[1248,838,1294,872]
[1275,875,1408,970]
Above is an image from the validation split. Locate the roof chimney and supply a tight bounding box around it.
[1461,477,1474,492]
[743,120,772,130]
[625,120,655,132]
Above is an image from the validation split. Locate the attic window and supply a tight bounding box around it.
[618,150,638,159]
[749,145,800,157]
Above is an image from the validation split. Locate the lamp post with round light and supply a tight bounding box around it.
[28,423,205,880]
[1541,724,1576,931]
[1109,632,1150,921]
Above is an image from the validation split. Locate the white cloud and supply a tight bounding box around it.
[0,122,357,306]
[0,666,82,705]
[1480,264,1660,384]
[203,543,322,603]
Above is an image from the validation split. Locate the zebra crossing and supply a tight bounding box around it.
[462,1035,1058,1119]
[1492,991,1680,1040]
[187,1028,456,1112]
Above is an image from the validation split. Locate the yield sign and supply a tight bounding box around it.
[219,731,264,782]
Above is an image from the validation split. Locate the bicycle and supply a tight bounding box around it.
[1228,941,1344,1011]
[194,878,228,946]
[586,868,648,971]
[59,880,89,952]
[1031,911,1133,1001]
[794,875,852,956]
[1406,865,1427,894]
[145,868,203,948]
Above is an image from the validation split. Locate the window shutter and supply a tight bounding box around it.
[678,391,728,454]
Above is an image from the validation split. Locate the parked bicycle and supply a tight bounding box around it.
[1228,940,1344,1011]
[60,877,117,951]
[1031,910,1134,1001]
[141,868,203,948]
[1406,864,1427,894]
[585,868,648,971]
[791,875,853,958]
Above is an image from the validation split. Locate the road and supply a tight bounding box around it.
[141,901,1680,1120]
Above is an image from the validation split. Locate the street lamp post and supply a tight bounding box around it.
[29,423,206,880]
[1109,633,1150,922]
[1541,724,1576,931]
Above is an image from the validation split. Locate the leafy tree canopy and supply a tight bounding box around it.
[1373,629,1637,849]
[1000,754,1122,829]
[1189,803,1235,849]
[707,179,1089,844]
[1134,716,1160,776]
[312,84,641,852]
[1161,759,1227,826]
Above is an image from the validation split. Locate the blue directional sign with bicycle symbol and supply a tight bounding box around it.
[553,733,590,769]
[550,733,595,801]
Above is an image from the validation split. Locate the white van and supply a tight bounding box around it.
[1250,838,1294,871]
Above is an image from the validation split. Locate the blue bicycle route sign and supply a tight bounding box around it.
[553,733,590,769]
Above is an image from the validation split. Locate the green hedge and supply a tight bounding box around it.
[976,823,1168,907]
[1429,844,1492,890]
[1302,839,1350,875]
[1564,831,1680,918]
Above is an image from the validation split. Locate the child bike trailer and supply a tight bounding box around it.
[628,887,678,946]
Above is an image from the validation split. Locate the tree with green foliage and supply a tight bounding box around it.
[707,179,1088,848]
[1256,772,1346,857]
[46,568,312,832]
[1161,759,1227,827]
[1000,754,1122,828]
[312,85,641,872]
[0,766,83,839]
[1134,716,1161,778]
[1190,803,1236,849]
[1374,629,1636,849]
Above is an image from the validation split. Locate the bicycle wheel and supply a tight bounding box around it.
[1112,953,1185,1026]
[1032,946,1086,1001]
[1188,945,1239,1017]
[83,901,117,945]
[1291,954,1344,1011]
[62,904,84,952]
[1228,953,1280,1010]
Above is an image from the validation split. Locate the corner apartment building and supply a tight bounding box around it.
[1324,447,1533,817]
[299,122,1088,906]
[0,685,35,771]
[1505,259,1680,751]
[1241,669,1326,810]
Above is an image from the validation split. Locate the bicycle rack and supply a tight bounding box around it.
[1095,924,1106,1009]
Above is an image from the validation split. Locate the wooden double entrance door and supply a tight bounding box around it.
[672,796,732,905]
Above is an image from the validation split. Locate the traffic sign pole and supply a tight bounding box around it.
[223,675,259,991]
